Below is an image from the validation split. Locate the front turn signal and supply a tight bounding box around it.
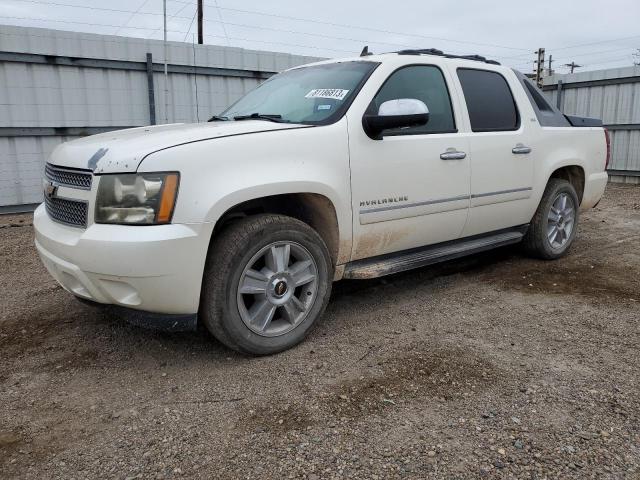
[157,173,179,223]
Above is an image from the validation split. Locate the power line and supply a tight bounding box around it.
[509,46,640,72]
[220,5,530,51]
[8,0,530,53]
[551,34,640,52]
[147,0,194,39]
[203,33,355,55]
[582,54,639,68]
[12,0,640,60]
[524,54,636,72]
[21,0,638,67]
[8,0,637,71]
[0,15,185,33]
[5,0,504,56]
[500,35,640,63]
[183,7,198,42]
[211,0,229,46]
[1,14,357,56]
[548,46,640,64]
[4,0,491,56]
[169,0,530,52]
[200,18,466,54]
[7,0,191,19]
[114,0,152,35]
[0,14,356,55]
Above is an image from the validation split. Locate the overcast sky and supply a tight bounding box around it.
[2,0,640,73]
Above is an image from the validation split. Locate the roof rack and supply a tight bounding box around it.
[395,48,501,65]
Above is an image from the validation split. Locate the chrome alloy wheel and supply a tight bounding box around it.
[547,192,576,249]
[237,241,318,337]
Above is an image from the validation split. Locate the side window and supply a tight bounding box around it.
[457,68,519,132]
[368,65,456,135]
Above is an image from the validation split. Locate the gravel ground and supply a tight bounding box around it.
[1,184,639,479]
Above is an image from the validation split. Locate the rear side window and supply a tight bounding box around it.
[457,68,519,132]
[368,65,456,135]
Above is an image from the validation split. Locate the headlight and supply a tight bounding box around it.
[95,172,179,225]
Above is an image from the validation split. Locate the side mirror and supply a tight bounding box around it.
[362,98,430,139]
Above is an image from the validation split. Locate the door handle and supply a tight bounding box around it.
[512,144,532,154]
[440,150,467,160]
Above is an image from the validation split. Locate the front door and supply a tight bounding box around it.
[347,64,471,261]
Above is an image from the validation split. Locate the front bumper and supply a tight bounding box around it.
[78,298,198,331]
[34,204,213,315]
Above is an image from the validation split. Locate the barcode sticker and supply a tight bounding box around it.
[305,89,350,100]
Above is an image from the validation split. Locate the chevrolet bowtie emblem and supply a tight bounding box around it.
[44,181,58,199]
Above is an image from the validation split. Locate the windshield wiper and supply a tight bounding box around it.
[208,115,229,122]
[233,113,287,123]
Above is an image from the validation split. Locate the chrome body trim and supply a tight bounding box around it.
[359,187,533,215]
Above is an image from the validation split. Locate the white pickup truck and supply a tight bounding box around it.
[34,48,609,354]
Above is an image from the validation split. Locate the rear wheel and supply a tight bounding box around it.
[523,178,580,260]
[201,214,333,355]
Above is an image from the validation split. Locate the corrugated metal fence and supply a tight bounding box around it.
[0,25,321,210]
[4,26,635,210]
[543,66,640,184]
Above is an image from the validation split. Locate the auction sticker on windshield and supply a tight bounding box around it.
[305,89,350,100]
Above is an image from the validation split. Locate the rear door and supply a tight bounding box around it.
[451,67,536,237]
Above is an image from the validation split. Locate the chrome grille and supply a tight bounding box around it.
[45,163,92,190]
[44,195,88,228]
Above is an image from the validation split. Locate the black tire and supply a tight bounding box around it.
[200,214,333,355]
[523,178,580,260]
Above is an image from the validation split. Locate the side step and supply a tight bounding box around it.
[343,227,527,279]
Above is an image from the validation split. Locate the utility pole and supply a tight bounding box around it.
[163,0,168,124]
[633,49,639,66]
[565,61,581,74]
[548,54,554,77]
[534,48,545,88]
[197,0,204,44]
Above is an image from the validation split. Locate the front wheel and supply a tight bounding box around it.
[523,178,580,260]
[201,214,333,355]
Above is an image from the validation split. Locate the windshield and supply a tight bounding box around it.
[220,61,378,125]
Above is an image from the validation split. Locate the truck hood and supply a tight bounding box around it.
[48,121,311,174]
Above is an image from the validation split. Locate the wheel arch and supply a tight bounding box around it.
[210,189,347,268]
[548,165,585,204]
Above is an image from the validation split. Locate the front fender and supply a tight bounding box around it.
[137,120,353,262]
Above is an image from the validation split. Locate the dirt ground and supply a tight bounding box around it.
[1,184,639,479]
